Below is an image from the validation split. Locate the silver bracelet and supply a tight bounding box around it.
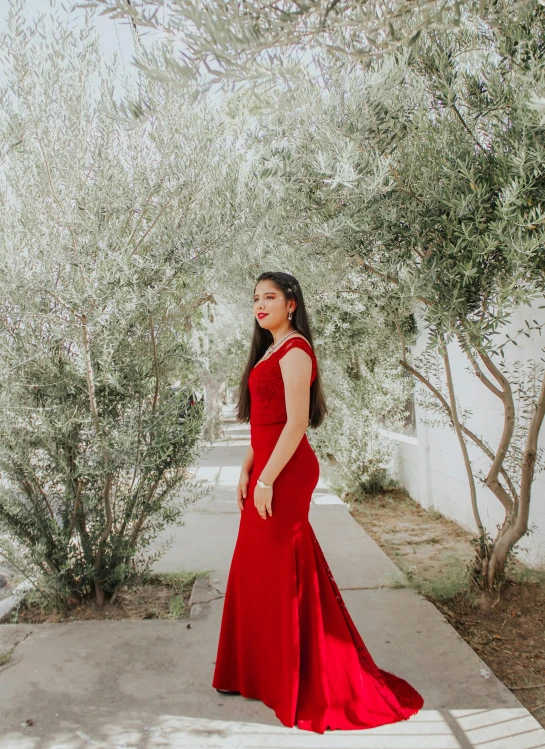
[257,478,273,489]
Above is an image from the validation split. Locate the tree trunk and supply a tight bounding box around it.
[484,373,545,589]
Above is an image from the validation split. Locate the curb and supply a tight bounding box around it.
[188,575,225,620]
[0,577,225,623]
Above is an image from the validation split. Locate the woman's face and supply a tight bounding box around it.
[253,280,294,330]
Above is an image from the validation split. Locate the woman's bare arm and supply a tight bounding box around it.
[258,348,312,486]
[237,443,254,513]
[241,444,254,474]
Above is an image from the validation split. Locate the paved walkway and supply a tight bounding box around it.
[0,406,544,748]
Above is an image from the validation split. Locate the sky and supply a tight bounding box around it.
[0,0,150,91]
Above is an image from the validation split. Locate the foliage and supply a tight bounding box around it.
[199,172,414,493]
[11,0,545,592]
[78,0,517,91]
[190,0,545,584]
[0,1,239,605]
[307,275,414,496]
[251,2,545,586]
[309,361,404,498]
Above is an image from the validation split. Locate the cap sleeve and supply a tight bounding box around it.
[277,337,316,364]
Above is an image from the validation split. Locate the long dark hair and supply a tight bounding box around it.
[236,271,328,428]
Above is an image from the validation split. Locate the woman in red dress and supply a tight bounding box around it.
[212,271,424,733]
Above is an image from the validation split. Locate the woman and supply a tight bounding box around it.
[212,271,424,733]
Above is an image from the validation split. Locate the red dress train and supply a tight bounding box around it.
[212,336,424,733]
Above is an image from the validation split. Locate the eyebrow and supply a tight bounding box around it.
[253,291,277,297]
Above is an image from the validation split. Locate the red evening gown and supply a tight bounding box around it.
[212,336,424,733]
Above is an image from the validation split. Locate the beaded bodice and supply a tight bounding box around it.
[248,336,317,426]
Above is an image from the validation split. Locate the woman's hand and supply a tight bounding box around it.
[254,483,273,520]
[237,469,250,513]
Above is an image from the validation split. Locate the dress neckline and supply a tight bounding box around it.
[252,335,313,371]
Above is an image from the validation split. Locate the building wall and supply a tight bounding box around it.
[391,299,545,567]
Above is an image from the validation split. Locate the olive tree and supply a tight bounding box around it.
[342,14,545,590]
[194,89,414,496]
[78,0,492,90]
[0,1,239,606]
[245,7,545,589]
[79,0,545,588]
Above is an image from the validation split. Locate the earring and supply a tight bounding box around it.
[288,310,293,320]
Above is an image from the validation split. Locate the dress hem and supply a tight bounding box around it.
[211,681,422,734]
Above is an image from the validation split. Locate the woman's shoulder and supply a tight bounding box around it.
[277,334,315,358]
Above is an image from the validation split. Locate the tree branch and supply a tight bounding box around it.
[440,336,485,534]
[451,103,485,152]
[517,371,545,535]
[456,332,503,399]
[68,479,83,538]
[477,349,516,500]
[150,315,159,413]
[350,253,432,306]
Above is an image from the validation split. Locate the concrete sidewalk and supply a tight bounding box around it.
[1,407,544,748]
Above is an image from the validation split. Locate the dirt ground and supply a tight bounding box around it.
[7,571,198,624]
[348,487,545,729]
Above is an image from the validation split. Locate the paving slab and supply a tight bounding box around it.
[0,598,542,748]
[153,493,408,592]
[1,416,544,748]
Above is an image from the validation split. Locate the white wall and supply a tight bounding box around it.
[392,298,545,567]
